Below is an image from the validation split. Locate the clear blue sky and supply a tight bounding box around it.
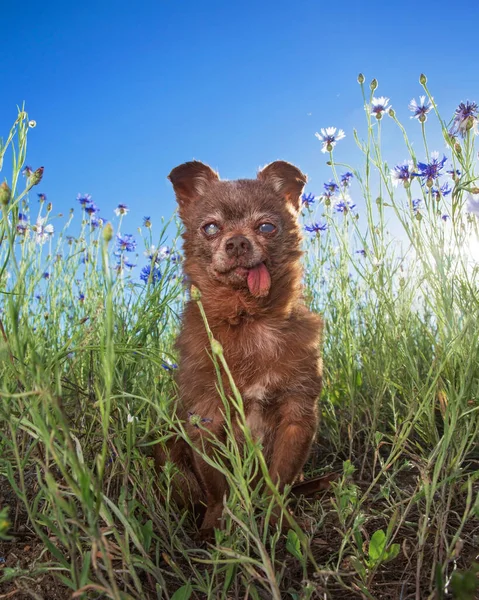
[2,0,478,245]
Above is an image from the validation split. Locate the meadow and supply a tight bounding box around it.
[0,75,478,600]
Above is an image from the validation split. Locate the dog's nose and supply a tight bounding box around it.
[225,235,252,258]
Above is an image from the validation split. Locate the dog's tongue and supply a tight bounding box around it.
[247,263,271,297]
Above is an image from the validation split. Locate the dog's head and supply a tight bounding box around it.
[169,160,306,299]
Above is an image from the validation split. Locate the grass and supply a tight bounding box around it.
[0,75,478,600]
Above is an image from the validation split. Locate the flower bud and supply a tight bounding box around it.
[426,178,433,188]
[211,339,224,356]
[326,143,333,152]
[454,143,462,154]
[419,73,427,85]
[28,120,37,128]
[102,222,113,243]
[30,167,44,186]
[375,112,383,120]
[388,108,395,118]
[47,202,52,212]
[415,212,422,221]
[0,182,11,206]
[357,73,365,84]
[370,78,378,91]
[466,116,475,131]
[190,285,201,301]
[419,114,426,123]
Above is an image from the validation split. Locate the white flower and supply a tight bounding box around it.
[34,217,54,244]
[314,127,346,153]
[371,97,391,118]
[466,193,479,217]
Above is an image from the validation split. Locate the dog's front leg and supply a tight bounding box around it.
[187,415,228,538]
[268,397,318,492]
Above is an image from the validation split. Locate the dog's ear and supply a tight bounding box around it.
[257,160,307,212]
[168,161,219,211]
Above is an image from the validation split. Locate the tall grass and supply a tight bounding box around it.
[1,76,478,600]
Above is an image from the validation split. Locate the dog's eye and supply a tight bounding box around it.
[258,223,276,234]
[203,223,220,236]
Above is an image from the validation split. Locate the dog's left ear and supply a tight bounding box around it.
[257,160,307,212]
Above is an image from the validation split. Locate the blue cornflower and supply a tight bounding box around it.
[140,264,161,283]
[162,359,178,371]
[341,172,354,188]
[116,233,137,252]
[16,213,28,234]
[390,161,414,188]
[431,183,452,201]
[143,216,152,228]
[414,152,447,184]
[451,101,478,137]
[356,249,366,257]
[114,204,129,216]
[38,193,47,202]
[447,168,461,179]
[301,193,316,205]
[77,193,92,206]
[81,252,90,264]
[22,166,33,177]
[91,216,102,228]
[123,258,136,270]
[43,272,50,279]
[304,222,328,234]
[441,214,450,221]
[335,198,356,213]
[371,96,391,119]
[78,293,85,302]
[412,199,422,213]
[409,96,433,122]
[315,127,345,153]
[324,180,339,194]
[85,202,100,215]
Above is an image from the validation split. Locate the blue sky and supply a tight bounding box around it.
[2,0,478,249]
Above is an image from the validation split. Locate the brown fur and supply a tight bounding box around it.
[155,160,323,536]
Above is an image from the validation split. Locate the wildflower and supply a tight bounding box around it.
[144,245,171,262]
[85,202,100,215]
[187,411,212,428]
[412,199,422,214]
[37,193,47,202]
[431,183,452,201]
[77,193,92,206]
[324,180,339,194]
[122,258,136,270]
[315,127,346,153]
[408,96,433,122]
[78,293,85,302]
[162,358,178,371]
[451,101,478,137]
[356,249,366,257]
[28,120,37,128]
[43,272,50,279]
[414,152,447,185]
[81,252,90,264]
[371,96,391,119]
[30,167,44,186]
[447,167,461,180]
[116,233,137,252]
[143,216,152,227]
[335,197,356,213]
[304,222,328,234]
[140,264,161,283]
[90,216,102,228]
[22,166,33,177]
[0,182,11,206]
[441,214,450,221]
[114,203,129,216]
[390,161,415,188]
[465,193,479,217]
[34,217,54,244]
[341,172,354,188]
[301,193,316,206]
[16,213,28,234]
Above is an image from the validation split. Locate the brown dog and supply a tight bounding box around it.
[155,160,323,537]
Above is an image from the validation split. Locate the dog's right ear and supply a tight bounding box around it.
[168,161,219,210]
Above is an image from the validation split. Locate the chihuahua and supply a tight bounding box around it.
[155,160,323,537]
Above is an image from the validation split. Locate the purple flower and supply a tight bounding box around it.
[78,293,85,302]
[43,272,50,279]
[301,193,316,205]
[305,222,328,234]
[315,127,345,153]
[335,198,356,213]
[22,166,32,177]
[356,249,366,257]
[77,193,92,206]
[162,359,178,371]
[431,183,452,201]
[16,213,28,234]
[187,411,212,428]
[140,264,161,283]
[34,217,54,244]
[341,172,354,188]
[391,161,415,188]
[116,233,137,252]
[37,193,47,202]
[85,202,100,215]
[324,180,339,194]
[414,152,447,183]
[409,96,433,122]
[91,217,102,228]
[123,258,136,270]
[441,214,450,221]
[114,204,129,216]
[371,96,391,119]
[451,101,478,137]
[412,199,422,213]
[447,168,461,179]
[143,216,152,227]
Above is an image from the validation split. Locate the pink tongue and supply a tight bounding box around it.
[247,263,271,297]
